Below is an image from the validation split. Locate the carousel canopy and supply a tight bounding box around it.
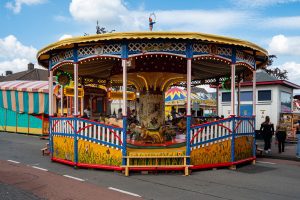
[37,32,268,88]
[0,81,53,114]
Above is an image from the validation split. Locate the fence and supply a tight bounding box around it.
[189,116,255,163]
[50,117,124,167]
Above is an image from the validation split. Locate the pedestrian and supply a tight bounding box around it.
[294,120,300,158]
[275,124,287,153]
[171,106,177,120]
[117,108,122,119]
[260,116,274,154]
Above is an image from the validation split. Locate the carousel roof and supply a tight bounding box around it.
[38,31,268,64]
[37,32,268,87]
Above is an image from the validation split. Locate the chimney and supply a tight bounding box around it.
[6,71,13,76]
[28,63,34,71]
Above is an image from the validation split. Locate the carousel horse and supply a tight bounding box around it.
[140,126,165,144]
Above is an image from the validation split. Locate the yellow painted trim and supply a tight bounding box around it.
[28,128,43,135]
[6,126,16,132]
[137,74,149,91]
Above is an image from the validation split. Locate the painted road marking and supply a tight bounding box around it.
[7,160,20,164]
[32,166,48,171]
[257,161,276,165]
[63,175,85,182]
[108,187,141,197]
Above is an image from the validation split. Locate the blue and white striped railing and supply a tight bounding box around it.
[190,117,233,149]
[189,116,256,161]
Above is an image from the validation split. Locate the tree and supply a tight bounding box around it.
[262,55,288,80]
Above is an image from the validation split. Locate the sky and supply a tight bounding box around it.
[0,0,300,92]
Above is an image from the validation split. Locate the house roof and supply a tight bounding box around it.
[191,87,208,94]
[240,70,300,89]
[0,68,48,82]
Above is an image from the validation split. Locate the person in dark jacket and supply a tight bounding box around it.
[260,116,274,154]
[295,121,300,158]
[275,124,287,153]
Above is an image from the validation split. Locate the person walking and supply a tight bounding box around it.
[260,116,274,154]
[295,120,300,158]
[275,124,287,153]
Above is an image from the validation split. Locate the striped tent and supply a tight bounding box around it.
[0,81,53,114]
[165,87,200,103]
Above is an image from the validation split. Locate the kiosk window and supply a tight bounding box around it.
[258,90,271,101]
[222,92,231,102]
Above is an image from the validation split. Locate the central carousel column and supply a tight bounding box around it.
[121,43,128,165]
[138,81,165,128]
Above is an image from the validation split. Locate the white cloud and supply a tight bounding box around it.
[0,35,37,60]
[234,0,300,7]
[69,0,127,24]
[5,0,45,14]
[54,15,71,22]
[262,16,300,29]
[0,35,37,75]
[268,34,300,55]
[59,34,73,41]
[68,0,251,33]
[272,62,300,85]
[0,58,31,75]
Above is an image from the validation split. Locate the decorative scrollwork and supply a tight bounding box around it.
[236,50,255,66]
[193,43,210,54]
[217,47,232,57]
[128,42,186,53]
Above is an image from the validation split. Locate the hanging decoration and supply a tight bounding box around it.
[149,13,156,31]
[56,70,72,86]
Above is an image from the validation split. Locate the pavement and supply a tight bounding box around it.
[2,132,300,200]
[256,137,300,161]
[0,160,140,200]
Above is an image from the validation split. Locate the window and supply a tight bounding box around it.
[222,92,231,102]
[280,91,292,113]
[258,90,271,101]
[240,91,253,101]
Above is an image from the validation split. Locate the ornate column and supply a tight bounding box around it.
[121,43,128,165]
[231,49,236,116]
[186,42,193,164]
[216,79,220,117]
[73,47,79,116]
[237,74,241,116]
[253,70,256,116]
[49,70,53,116]
[60,86,64,116]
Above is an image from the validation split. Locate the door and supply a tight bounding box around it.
[240,104,253,116]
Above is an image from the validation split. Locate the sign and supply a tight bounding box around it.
[108,91,136,100]
[64,87,84,97]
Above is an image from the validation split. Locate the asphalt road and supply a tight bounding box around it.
[1,132,300,200]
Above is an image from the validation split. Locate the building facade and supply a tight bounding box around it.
[218,70,300,129]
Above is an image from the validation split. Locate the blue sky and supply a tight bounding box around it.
[1,0,300,89]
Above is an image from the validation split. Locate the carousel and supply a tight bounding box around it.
[37,31,268,176]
